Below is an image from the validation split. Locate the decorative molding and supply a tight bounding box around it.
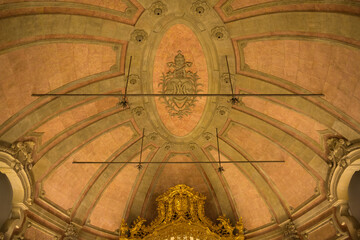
[12,219,62,240]
[190,0,210,16]
[131,29,148,44]
[149,1,167,16]
[302,214,349,240]
[0,0,144,24]
[211,26,229,41]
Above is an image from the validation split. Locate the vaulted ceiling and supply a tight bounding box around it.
[0,0,359,239]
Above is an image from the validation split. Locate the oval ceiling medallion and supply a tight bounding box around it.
[153,24,208,137]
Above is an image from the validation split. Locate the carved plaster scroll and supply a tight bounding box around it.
[326,137,351,201]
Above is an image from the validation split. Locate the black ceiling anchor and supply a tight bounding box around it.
[225,56,240,105]
[119,56,132,108]
[136,128,145,170]
[216,128,225,173]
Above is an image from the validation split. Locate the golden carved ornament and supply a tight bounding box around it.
[119,184,244,239]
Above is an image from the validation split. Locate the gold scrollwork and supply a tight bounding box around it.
[120,184,244,239]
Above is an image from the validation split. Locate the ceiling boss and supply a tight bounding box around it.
[159,51,203,118]
[119,184,244,240]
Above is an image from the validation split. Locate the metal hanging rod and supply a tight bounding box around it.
[72,160,285,164]
[136,128,145,170]
[32,93,323,97]
[216,128,224,172]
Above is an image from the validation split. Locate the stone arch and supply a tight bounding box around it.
[327,138,360,239]
[0,172,12,230]
[0,141,34,239]
[349,171,360,224]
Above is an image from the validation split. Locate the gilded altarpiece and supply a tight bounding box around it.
[119,184,244,240]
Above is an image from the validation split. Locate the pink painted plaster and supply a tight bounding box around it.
[0,43,116,125]
[244,40,360,122]
[35,97,118,144]
[243,97,327,144]
[227,123,318,209]
[89,149,151,231]
[42,125,133,211]
[210,149,273,230]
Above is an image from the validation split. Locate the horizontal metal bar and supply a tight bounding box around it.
[33,93,323,97]
[72,160,285,164]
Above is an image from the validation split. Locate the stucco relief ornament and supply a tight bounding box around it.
[159,50,202,118]
[211,26,229,41]
[283,221,300,240]
[63,223,78,240]
[191,0,209,16]
[149,1,167,16]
